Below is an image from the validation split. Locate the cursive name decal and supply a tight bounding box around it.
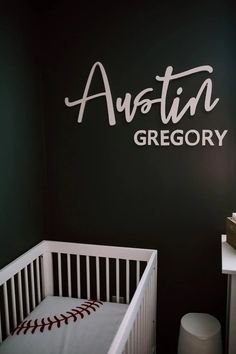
[64,62,228,147]
[65,62,219,126]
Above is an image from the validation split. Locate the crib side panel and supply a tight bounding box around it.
[39,241,154,308]
[50,249,148,305]
[123,268,157,354]
[107,251,157,354]
[0,243,46,343]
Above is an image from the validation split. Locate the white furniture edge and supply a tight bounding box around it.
[221,234,236,354]
[222,234,236,274]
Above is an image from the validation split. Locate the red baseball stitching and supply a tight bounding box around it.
[12,300,103,335]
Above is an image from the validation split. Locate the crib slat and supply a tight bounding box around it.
[30,263,36,309]
[67,254,72,297]
[36,257,41,303]
[139,303,143,353]
[151,270,157,349]
[134,318,138,354]
[143,295,147,353]
[147,290,150,354]
[57,253,62,297]
[127,334,131,354]
[133,319,136,354]
[106,257,110,302]
[135,313,140,354]
[129,328,133,354]
[148,281,151,353]
[3,283,10,336]
[10,277,17,328]
[18,271,24,321]
[148,294,151,353]
[24,266,30,315]
[132,327,135,354]
[116,258,120,303]
[24,267,30,315]
[41,252,53,297]
[149,277,152,350]
[126,260,130,304]
[96,257,100,300]
[135,318,138,354]
[136,260,140,287]
[86,256,90,299]
[124,340,129,354]
[140,301,144,353]
[137,310,140,354]
[77,255,81,298]
[145,290,148,354]
[151,279,154,352]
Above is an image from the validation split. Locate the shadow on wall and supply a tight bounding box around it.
[0,5,46,267]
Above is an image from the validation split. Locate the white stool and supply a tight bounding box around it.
[178,313,222,354]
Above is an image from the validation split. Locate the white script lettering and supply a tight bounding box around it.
[65,62,219,126]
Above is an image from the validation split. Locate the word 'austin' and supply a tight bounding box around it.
[65,62,219,126]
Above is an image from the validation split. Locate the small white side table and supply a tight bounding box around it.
[221,234,236,354]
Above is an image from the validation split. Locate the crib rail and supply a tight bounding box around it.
[0,240,157,353]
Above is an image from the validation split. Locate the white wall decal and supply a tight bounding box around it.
[65,62,228,146]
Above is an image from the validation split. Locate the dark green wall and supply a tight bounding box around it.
[0,6,46,267]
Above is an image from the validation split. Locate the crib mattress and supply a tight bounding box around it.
[0,296,128,354]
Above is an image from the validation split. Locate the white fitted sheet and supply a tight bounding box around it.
[0,296,128,354]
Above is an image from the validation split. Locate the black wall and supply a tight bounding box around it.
[0,5,46,268]
[41,2,236,353]
[1,1,236,353]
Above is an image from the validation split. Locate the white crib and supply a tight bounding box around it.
[0,240,157,354]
